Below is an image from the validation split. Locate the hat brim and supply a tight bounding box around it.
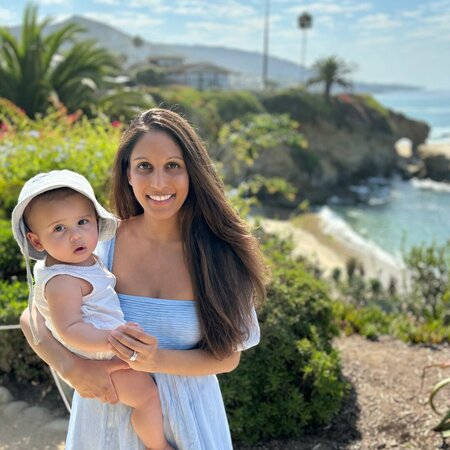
[12,171,118,260]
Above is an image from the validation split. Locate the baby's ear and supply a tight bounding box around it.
[26,232,45,252]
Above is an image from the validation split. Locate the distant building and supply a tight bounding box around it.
[147,55,184,69]
[147,56,233,90]
[166,62,232,90]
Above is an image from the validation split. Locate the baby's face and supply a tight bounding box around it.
[26,193,99,265]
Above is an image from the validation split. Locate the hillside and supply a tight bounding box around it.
[8,15,420,92]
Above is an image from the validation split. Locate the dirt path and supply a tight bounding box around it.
[2,335,450,449]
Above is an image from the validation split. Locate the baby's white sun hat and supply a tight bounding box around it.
[11,169,118,344]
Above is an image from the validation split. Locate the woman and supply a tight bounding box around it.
[20,108,268,449]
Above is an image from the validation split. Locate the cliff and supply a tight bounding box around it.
[217,92,430,205]
[417,143,450,182]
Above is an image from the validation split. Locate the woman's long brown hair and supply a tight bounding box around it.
[111,108,268,358]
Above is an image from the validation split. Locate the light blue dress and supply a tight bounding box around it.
[65,237,260,450]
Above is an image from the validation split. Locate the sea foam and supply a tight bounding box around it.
[317,206,404,270]
[411,178,450,193]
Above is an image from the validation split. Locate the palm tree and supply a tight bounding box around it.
[307,56,354,102]
[297,12,312,85]
[132,35,144,48]
[0,3,120,117]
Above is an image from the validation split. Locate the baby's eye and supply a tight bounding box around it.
[167,161,180,169]
[79,219,89,225]
[54,225,65,232]
[137,162,152,170]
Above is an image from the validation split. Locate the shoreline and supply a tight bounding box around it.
[260,213,406,288]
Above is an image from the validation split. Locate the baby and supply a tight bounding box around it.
[12,170,172,450]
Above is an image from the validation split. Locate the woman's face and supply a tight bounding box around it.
[128,131,189,222]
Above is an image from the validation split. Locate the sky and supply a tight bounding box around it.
[2,0,450,90]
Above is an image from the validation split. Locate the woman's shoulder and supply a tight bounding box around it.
[95,234,116,269]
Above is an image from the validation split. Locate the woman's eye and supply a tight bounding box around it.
[79,219,88,225]
[137,162,151,170]
[167,162,180,169]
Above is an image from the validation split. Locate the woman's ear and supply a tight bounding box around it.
[26,232,45,252]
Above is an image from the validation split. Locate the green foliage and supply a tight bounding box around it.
[307,56,355,101]
[147,86,222,141]
[0,220,24,279]
[333,94,393,133]
[219,113,307,164]
[0,280,47,384]
[333,301,396,341]
[260,88,334,123]
[221,234,346,444]
[147,87,266,143]
[404,241,450,321]
[0,4,116,116]
[0,3,151,118]
[203,91,266,123]
[133,64,167,86]
[335,242,450,345]
[0,110,121,216]
[217,113,319,207]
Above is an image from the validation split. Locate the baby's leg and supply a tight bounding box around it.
[111,369,173,450]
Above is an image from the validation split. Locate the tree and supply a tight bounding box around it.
[297,12,313,85]
[0,3,120,117]
[132,35,144,48]
[307,56,354,102]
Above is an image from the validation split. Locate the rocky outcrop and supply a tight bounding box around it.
[221,96,431,204]
[418,143,450,182]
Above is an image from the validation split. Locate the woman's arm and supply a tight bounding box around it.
[109,324,241,376]
[20,307,128,403]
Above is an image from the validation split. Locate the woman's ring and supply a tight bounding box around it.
[129,350,138,362]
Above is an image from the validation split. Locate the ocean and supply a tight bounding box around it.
[322,89,450,258]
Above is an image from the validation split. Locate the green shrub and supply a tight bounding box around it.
[259,88,334,124]
[145,86,222,142]
[221,234,346,444]
[0,280,47,384]
[0,113,121,216]
[404,241,450,321]
[204,91,266,123]
[0,220,24,279]
[216,113,319,206]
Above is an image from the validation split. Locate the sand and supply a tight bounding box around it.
[260,213,405,287]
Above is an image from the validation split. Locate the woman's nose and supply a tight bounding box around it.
[150,169,166,189]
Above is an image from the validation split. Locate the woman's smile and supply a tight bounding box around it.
[128,131,189,221]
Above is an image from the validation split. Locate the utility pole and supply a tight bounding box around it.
[262,0,270,89]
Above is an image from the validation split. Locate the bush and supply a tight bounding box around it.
[260,88,334,124]
[0,112,121,216]
[221,234,347,444]
[404,241,450,321]
[204,91,266,123]
[0,220,24,279]
[145,86,223,142]
[0,280,48,384]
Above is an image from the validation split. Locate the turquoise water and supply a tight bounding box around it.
[326,90,450,254]
[375,90,450,142]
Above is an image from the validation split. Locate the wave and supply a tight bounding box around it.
[411,178,450,193]
[428,126,450,143]
[317,206,404,270]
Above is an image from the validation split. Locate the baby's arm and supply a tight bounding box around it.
[46,274,112,353]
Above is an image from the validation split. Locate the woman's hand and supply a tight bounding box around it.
[109,322,241,376]
[108,323,160,373]
[21,306,128,403]
[64,357,129,403]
